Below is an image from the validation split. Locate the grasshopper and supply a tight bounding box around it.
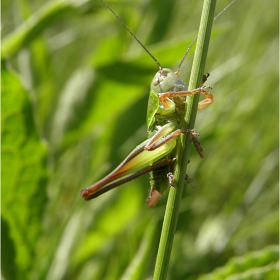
[81,0,232,207]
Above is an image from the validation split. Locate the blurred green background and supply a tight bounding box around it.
[2,0,278,279]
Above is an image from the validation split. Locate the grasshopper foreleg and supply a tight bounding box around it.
[198,90,214,110]
[159,85,214,111]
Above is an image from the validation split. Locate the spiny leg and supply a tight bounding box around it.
[199,73,213,110]
[198,90,214,110]
[191,134,204,158]
[145,128,199,151]
[159,85,212,105]
[159,83,214,111]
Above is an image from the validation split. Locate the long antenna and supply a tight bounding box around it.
[101,0,163,70]
[177,0,237,71]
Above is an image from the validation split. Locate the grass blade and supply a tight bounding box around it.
[153,1,217,279]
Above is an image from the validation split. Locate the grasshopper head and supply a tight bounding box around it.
[151,68,187,93]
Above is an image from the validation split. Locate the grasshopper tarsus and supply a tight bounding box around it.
[203,73,210,84]
[200,85,213,91]
[167,172,175,186]
[183,129,200,137]
[191,135,204,158]
[185,174,197,189]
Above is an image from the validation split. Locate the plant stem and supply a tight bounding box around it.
[153,1,216,279]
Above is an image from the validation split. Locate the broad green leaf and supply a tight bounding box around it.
[1,60,48,279]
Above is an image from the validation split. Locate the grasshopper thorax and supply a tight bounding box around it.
[151,68,187,94]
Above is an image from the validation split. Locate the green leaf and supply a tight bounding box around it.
[1,60,48,279]
[198,245,279,280]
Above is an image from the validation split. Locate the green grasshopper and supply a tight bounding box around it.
[81,0,217,207]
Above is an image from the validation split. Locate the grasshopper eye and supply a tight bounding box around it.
[153,77,161,86]
[153,69,169,86]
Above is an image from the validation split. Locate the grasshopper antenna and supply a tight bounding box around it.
[177,0,237,73]
[101,0,163,70]
[214,0,236,21]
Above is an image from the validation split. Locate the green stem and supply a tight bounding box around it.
[153,1,216,279]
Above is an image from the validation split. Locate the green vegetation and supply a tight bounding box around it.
[2,0,278,279]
